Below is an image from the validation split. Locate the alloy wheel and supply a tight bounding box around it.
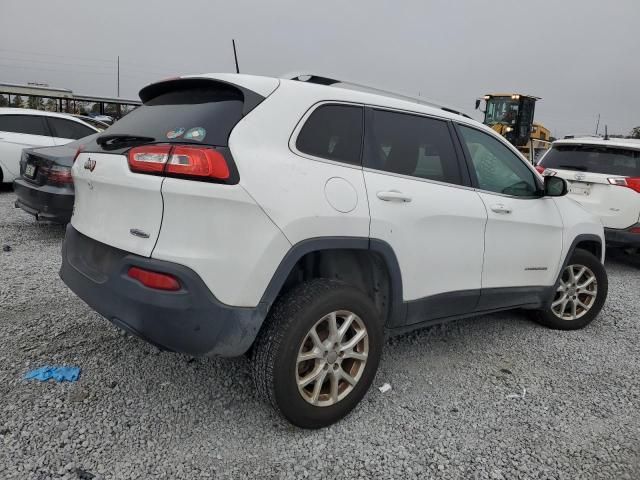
[551,264,598,321]
[296,310,369,407]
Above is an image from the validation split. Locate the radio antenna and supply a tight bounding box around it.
[232,39,240,74]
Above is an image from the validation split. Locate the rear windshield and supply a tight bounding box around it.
[540,145,640,176]
[94,84,244,149]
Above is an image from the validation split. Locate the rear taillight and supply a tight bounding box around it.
[608,177,640,193]
[630,227,640,234]
[535,165,546,174]
[127,145,230,180]
[128,145,171,174]
[127,267,180,291]
[166,146,230,179]
[43,166,73,186]
[73,145,85,163]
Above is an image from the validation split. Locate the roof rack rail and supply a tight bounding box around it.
[285,73,472,119]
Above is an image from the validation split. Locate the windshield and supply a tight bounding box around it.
[540,145,640,176]
[484,98,519,125]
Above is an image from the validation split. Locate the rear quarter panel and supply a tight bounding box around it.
[227,83,371,245]
[151,179,291,307]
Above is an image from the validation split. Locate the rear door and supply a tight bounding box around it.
[363,108,487,324]
[0,114,54,181]
[456,124,563,295]
[72,79,249,257]
[46,117,97,145]
[539,144,640,229]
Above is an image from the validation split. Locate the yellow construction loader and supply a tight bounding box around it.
[475,93,551,162]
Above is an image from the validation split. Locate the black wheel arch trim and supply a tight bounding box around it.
[562,234,604,270]
[546,233,604,307]
[257,237,406,326]
[257,233,604,331]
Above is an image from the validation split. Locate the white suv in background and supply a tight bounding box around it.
[60,73,608,428]
[0,108,98,183]
[537,137,640,249]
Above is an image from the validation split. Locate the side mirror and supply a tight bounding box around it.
[544,175,568,197]
[475,99,481,110]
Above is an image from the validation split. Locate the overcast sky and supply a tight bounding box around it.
[1,0,638,137]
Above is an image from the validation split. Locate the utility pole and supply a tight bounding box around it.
[595,113,600,136]
[232,39,240,74]
[117,55,120,97]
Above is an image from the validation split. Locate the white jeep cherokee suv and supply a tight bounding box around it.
[60,73,608,428]
[537,137,640,249]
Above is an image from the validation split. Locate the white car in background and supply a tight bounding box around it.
[0,108,98,183]
[537,137,640,249]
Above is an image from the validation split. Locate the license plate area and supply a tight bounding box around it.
[24,164,37,179]
[569,181,591,196]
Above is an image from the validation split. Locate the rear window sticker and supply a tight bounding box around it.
[184,127,206,141]
[166,128,185,139]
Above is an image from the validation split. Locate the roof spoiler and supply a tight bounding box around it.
[138,77,266,116]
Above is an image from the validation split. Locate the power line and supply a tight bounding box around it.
[0,62,113,76]
[0,48,115,64]
[0,52,196,79]
[0,55,113,70]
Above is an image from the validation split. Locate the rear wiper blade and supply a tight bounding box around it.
[96,134,155,147]
[555,164,588,171]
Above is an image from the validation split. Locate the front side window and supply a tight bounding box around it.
[0,115,49,136]
[296,104,363,165]
[458,125,539,197]
[48,118,96,140]
[365,109,462,184]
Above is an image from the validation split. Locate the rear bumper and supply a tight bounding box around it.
[13,178,74,223]
[604,226,640,248]
[60,225,266,357]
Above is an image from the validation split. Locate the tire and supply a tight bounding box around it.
[251,278,383,429]
[534,249,608,330]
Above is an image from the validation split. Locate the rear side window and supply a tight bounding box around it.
[540,145,640,177]
[365,109,462,184]
[296,104,363,165]
[0,115,49,136]
[48,118,95,140]
[98,84,245,147]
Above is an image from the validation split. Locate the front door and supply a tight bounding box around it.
[456,124,563,309]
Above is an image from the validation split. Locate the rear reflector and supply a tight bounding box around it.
[127,267,181,291]
[630,227,640,234]
[608,177,640,193]
[127,145,230,180]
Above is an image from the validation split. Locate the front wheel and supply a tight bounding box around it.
[534,249,608,330]
[251,279,383,428]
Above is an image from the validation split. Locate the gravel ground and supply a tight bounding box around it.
[1,186,639,480]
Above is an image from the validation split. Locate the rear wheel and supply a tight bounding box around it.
[534,249,608,330]
[251,279,383,428]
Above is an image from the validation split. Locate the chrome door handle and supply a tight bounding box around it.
[490,203,512,214]
[377,191,412,203]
